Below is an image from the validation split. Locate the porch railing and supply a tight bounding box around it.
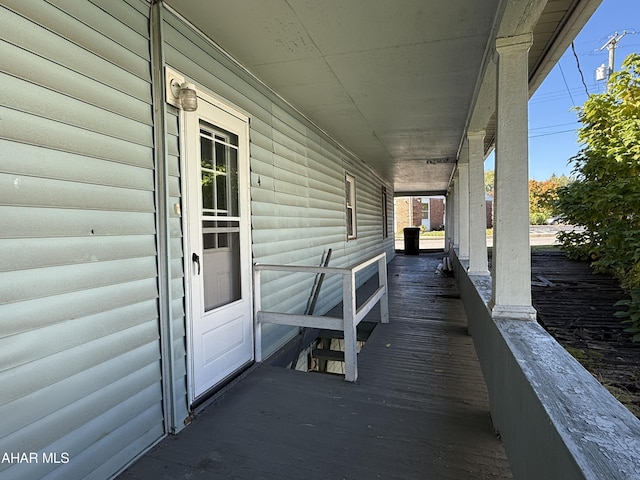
[253,252,389,382]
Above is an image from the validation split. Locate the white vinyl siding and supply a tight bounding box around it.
[0,2,164,480]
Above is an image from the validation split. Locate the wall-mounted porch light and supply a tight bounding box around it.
[168,78,198,112]
[165,67,199,112]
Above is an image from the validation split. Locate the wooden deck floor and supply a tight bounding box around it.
[120,253,512,479]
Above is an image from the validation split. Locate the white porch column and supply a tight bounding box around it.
[467,131,489,275]
[444,191,451,253]
[490,33,536,320]
[452,172,460,250]
[457,158,470,261]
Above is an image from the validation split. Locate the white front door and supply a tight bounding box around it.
[183,98,253,401]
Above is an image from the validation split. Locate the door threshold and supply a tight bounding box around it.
[190,361,257,416]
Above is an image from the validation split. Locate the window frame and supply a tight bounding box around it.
[345,173,357,240]
[382,186,389,238]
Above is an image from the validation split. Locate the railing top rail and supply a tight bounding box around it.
[253,264,351,275]
[350,252,386,273]
[254,252,386,276]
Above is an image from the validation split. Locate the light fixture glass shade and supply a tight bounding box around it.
[179,82,198,112]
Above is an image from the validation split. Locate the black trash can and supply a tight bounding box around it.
[403,227,420,255]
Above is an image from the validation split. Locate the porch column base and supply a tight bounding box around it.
[467,269,490,277]
[490,304,537,321]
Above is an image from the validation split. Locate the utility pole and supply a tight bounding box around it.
[598,31,627,91]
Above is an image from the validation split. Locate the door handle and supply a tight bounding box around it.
[192,252,201,275]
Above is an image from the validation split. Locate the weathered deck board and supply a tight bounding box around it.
[531,250,640,417]
[120,253,512,479]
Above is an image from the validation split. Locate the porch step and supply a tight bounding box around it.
[317,321,377,342]
[311,349,346,362]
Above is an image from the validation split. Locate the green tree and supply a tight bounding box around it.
[484,169,494,197]
[529,175,570,224]
[555,53,640,340]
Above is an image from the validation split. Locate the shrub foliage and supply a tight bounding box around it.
[555,53,640,341]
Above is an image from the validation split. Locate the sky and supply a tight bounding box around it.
[486,0,640,180]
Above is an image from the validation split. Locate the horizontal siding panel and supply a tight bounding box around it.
[166,108,179,136]
[272,118,308,154]
[307,162,344,187]
[307,141,345,167]
[0,323,159,413]
[0,236,157,273]
[0,341,159,437]
[170,258,185,279]
[3,0,150,79]
[167,134,180,159]
[273,178,309,199]
[272,151,309,178]
[0,257,158,306]
[171,339,186,372]
[0,6,150,101]
[270,192,310,209]
[250,133,273,156]
[249,119,273,145]
[167,175,181,198]
[1,278,158,338]
[0,4,163,480]
[0,300,158,373]
[272,104,308,134]
[272,148,309,176]
[49,0,150,58]
[169,237,184,262]
[164,41,272,126]
[171,272,185,299]
[1,375,161,479]
[0,140,154,190]
[89,0,150,38]
[307,196,344,214]
[0,40,151,126]
[251,214,343,230]
[163,17,273,119]
[0,174,155,212]
[81,408,164,480]
[171,310,186,341]
[168,216,183,239]
[252,225,348,243]
[168,153,181,178]
[250,152,275,175]
[251,169,275,194]
[250,186,276,206]
[0,107,153,168]
[307,177,344,199]
[252,236,346,263]
[0,206,156,238]
[0,73,153,147]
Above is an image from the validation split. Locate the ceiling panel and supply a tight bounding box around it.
[167,0,597,195]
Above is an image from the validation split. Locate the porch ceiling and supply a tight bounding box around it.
[166,0,601,196]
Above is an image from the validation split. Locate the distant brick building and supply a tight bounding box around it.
[395,195,492,233]
[395,196,445,232]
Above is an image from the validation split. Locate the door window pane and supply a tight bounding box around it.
[200,121,241,312]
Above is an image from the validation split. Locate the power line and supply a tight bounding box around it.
[529,128,578,139]
[558,63,577,105]
[529,122,579,131]
[530,83,597,104]
[571,42,590,97]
